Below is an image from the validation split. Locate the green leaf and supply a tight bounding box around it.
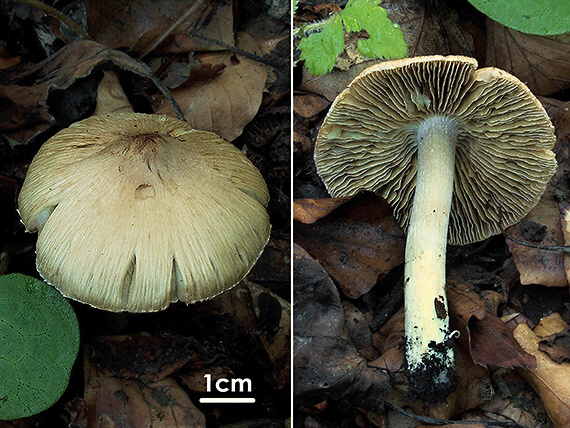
[342,0,407,59]
[298,15,345,76]
[0,274,79,420]
[468,0,570,36]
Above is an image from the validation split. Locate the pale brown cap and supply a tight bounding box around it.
[315,55,557,245]
[18,113,270,312]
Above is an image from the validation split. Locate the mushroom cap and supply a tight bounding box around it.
[315,55,557,246]
[18,113,270,312]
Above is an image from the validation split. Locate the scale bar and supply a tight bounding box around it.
[199,397,256,404]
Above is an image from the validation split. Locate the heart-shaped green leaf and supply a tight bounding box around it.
[0,274,79,420]
[468,0,570,36]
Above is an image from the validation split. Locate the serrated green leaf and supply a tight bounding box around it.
[298,15,345,76]
[342,0,407,60]
[468,0,570,36]
[0,274,79,420]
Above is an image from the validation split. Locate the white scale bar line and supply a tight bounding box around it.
[199,397,256,404]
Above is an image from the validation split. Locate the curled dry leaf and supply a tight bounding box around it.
[513,313,570,427]
[294,193,405,298]
[158,32,268,141]
[0,40,158,145]
[86,0,234,54]
[447,281,486,353]
[293,196,352,224]
[539,325,570,364]
[506,193,568,287]
[372,307,405,360]
[293,244,390,412]
[486,19,570,97]
[293,93,331,119]
[83,347,206,427]
[468,312,537,369]
[447,271,537,370]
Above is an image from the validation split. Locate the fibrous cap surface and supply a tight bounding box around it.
[18,113,270,312]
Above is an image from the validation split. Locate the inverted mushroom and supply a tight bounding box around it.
[18,73,270,313]
[314,55,556,399]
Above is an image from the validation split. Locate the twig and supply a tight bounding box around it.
[146,72,186,121]
[385,400,527,428]
[103,48,187,121]
[138,0,206,60]
[503,232,570,253]
[13,0,91,39]
[191,33,285,68]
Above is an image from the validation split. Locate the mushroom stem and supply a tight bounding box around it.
[94,71,135,116]
[404,115,458,397]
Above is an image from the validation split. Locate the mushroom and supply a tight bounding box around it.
[314,55,556,398]
[17,72,270,313]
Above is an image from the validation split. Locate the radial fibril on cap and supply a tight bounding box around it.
[314,55,556,399]
[18,113,270,313]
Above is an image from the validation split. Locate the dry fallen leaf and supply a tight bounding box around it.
[158,33,268,141]
[551,102,570,140]
[190,281,291,391]
[83,347,206,427]
[293,197,352,224]
[446,272,537,370]
[514,314,570,427]
[295,193,405,298]
[451,346,494,416]
[293,93,331,119]
[343,301,379,361]
[294,244,390,412]
[0,40,161,145]
[89,333,195,383]
[478,370,552,428]
[178,366,234,393]
[246,280,291,390]
[469,312,537,369]
[559,201,570,286]
[86,0,234,54]
[539,326,570,364]
[506,193,568,287]
[0,45,20,70]
[486,19,570,97]
[462,371,553,428]
[371,308,492,420]
[383,0,474,57]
